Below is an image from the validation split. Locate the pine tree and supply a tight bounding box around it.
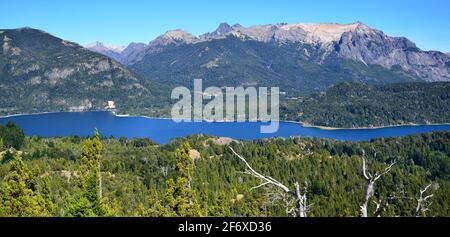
[175,143,203,217]
[156,143,203,217]
[0,153,52,216]
[1,122,25,149]
[63,190,96,217]
[38,175,58,216]
[210,192,231,217]
[64,129,114,217]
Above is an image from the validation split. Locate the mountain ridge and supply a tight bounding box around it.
[86,22,449,82]
[1,24,449,118]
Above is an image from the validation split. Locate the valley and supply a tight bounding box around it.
[0,18,449,219]
[1,23,450,128]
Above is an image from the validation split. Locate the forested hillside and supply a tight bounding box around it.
[282,82,450,128]
[0,124,448,217]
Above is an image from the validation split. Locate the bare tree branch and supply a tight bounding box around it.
[415,183,434,217]
[250,181,271,191]
[373,200,381,216]
[230,147,290,193]
[373,161,396,181]
[362,156,371,180]
[230,147,309,217]
[265,189,297,217]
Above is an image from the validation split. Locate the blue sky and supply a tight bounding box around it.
[1,0,449,52]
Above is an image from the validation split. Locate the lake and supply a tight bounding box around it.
[1,111,449,144]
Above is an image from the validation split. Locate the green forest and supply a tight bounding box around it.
[282,82,450,128]
[0,122,448,217]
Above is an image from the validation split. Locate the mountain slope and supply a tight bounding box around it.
[218,22,450,81]
[125,22,449,91]
[131,35,418,95]
[335,26,450,81]
[0,28,168,116]
[118,42,146,65]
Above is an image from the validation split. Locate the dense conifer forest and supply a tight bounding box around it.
[282,82,450,128]
[0,123,448,217]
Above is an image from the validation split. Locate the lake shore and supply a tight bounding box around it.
[292,121,450,130]
[0,110,114,119]
[2,110,450,131]
[0,111,62,118]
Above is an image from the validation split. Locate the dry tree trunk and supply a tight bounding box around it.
[415,183,434,217]
[359,151,396,217]
[294,181,308,217]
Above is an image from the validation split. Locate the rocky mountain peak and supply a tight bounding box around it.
[283,22,369,44]
[86,41,125,53]
[335,25,449,81]
[216,22,232,34]
[124,42,146,51]
[118,42,147,65]
[79,22,450,82]
[206,22,374,45]
[202,22,233,38]
[150,29,198,46]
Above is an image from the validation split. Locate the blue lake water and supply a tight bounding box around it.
[1,111,449,144]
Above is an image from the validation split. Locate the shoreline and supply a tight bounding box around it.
[103,113,450,130]
[2,110,450,130]
[290,121,450,130]
[0,111,63,119]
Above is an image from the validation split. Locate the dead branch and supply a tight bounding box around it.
[360,150,396,217]
[415,183,434,217]
[230,147,309,217]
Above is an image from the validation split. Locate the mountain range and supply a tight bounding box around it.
[1,22,450,120]
[88,22,450,84]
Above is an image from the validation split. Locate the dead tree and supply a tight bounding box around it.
[360,151,396,217]
[372,199,383,217]
[265,189,297,217]
[230,147,310,217]
[415,183,434,217]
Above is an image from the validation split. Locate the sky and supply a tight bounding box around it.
[1,0,449,52]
